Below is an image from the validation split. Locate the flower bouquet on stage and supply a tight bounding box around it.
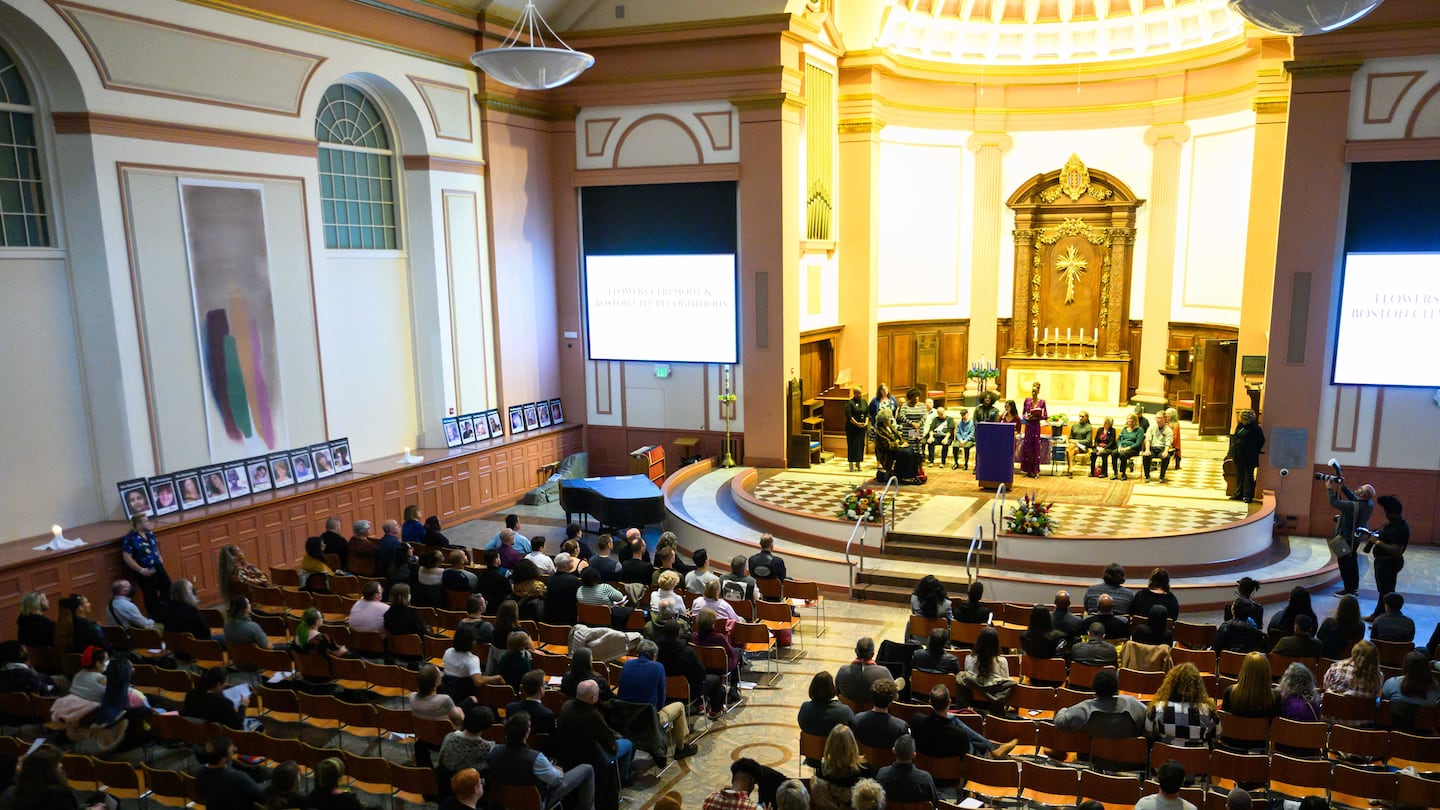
[838,486,888,523]
[1006,492,1057,536]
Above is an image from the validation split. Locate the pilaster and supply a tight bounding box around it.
[966,132,1013,367]
[1134,122,1191,406]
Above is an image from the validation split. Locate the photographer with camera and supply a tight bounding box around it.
[1362,496,1409,622]
[1322,462,1374,597]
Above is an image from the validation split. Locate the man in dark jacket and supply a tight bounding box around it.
[1079,594,1130,640]
[320,517,350,571]
[505,669,556,734]
[544,555,582,626]
[194,735,265,810]
[485,712,593,810]
[557,679,633,785]
[747,534,788,584]
[655,619,724,714]
[849,678,909,750]
[1328,477,1375,597]
[1069,623,1119,667]
[1213,599,1266,653]
[1270,614,1324,658]
[1050,591,1082,642]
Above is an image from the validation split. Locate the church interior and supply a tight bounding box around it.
[2,0,1440,806]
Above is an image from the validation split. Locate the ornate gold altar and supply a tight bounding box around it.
[1002,155,1144,407]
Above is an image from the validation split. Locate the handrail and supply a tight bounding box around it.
[879,475,900,553]
[990,482,1008,541]
[964,526,983,586]
[844,475,898,599]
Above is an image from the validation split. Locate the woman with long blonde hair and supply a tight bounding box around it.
[1147,663,1216,746]
[812,724,867,810]
[1323,639,1382,698]
[1222,652,1277,717]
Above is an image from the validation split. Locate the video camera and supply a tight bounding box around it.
[1314,458,1344,484]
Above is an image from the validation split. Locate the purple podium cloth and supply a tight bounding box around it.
[975,422,1016,489]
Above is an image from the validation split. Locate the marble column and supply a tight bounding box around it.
[966,132,1013,366]
[1134,123,1191,407]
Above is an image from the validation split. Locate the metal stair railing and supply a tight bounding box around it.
[845,475,899,599]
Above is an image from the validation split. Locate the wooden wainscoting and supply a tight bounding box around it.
[0,424,583,627]
[876,319,970,394]
[1305,464,1439,546]
[586,426,742,478]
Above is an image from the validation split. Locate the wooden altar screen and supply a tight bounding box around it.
[1001,155,1143,408]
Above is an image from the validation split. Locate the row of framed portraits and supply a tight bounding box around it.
[442,399,563,448]
[117,438,353,520]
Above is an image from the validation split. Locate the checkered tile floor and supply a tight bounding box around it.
[751,454,1244,537]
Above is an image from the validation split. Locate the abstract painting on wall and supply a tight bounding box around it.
[180,180,288,462]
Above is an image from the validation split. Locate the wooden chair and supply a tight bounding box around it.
[328,574,359,596]
[984,715,1040,759]
[1208,749,1269,793]
[1372,639,1414,669]
[139,763,196,810]
[1389,730,1440,772]
[1078,769,1142,810]
[1090,735,1148,774]
[61,754,96,792]
[914,753,963,788]
[1009,683,1058,720]
[756,598,803,659]
[993,623,1024,653]
[694,644,742,715]
[1150,742,1210,783]
[1322,690,1378,727]
[731,621,778,684]
[859,743,896,770]
[166,633,225,670]
[1217,650,1248,679]
[1021,656,1068,686]
[1267,753,1330,802]
[950,621,983,649]
[786,579,826,637]
[339,750,393,798]
[908,615,949,642]
[1327,724,1390,763]
[1117,667,1164,700]
[269,567,301,587]
[367,661,415,698]
[536,623,571,653]
[1066,662,1112,690]
[1396,771,1440,809]
[1171,621,1216,650]
[532,650,570,678]
[756,577,783,602]
[1271,717,1327,757]
[1019,760,1080,806]
[1171,646,1217,675]
[962,754,1020,803]
[255,683,302,723]
[798,731,827,774]
[1036,720,1089,765]
[909,670,958,704]
[391,762,441,806]
[1215,710,1270,753]
[350,629,386,659]
[228,643,292,678]
[479,683,516,713]
[488,783,544,810]
[576,603,611,627]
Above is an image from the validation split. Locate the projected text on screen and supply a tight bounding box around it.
[1333,252,1440,387]
[585,254,738,364]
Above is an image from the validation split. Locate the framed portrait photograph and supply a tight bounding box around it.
[311,444,336,479]
[472,412,491,441]
[174,471,206,511]
[223,462,251,498]
[148,475,181,517]
[291,451,315,483]
[443,417,461,448]
[268,453,295,489]
[458,416,476,444]
[329,439,352,473]
[537,402,552,428]
[199,466,230,505]
[118,478,152,519]
[486,410,503,437]
[549,399,564,425]
[508,406,526,434]
[246,458,273,494]
[523,403,540,431]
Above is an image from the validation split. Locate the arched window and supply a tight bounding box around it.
[315,84,399,250]
[0,45,50,247]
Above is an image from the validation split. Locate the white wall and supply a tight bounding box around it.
[876,128,971,322]
[799,251,840,331]
[1170,110,1255,326]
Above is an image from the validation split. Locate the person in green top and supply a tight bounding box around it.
[1114,413,1145,480]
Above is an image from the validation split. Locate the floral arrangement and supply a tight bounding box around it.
[1006,492,1057,536]
[966,361,999,382]
[838,486,887,522]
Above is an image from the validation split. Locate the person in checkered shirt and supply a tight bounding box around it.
[1146,663,1216,747]
[702,758,765,810]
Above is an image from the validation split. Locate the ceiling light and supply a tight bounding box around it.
[470,1,594,91]
[1228,0,1385,35]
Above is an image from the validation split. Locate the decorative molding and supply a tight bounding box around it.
[1406,80,1440,139]
[408,75,475,143]
[730,92,805,112]
[837,117,886,135]
[1284,59,1365,80]
[1344,137,1440,163]
[1363,71,1425,125]
[966,132,1014,153]
[53,112,319,156]
[571,164,740,187]
[401,155,486,175]
[53,0,326,117]
[694,110,735,151]
[1252,98,1289,116]
[611,114,703,169]
[583,118,620,158]
[475,92,560,121]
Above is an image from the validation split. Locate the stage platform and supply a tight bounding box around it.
[663,444,1340,611]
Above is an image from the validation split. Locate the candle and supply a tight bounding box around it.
[1044,328,1049,341]
[1066,327,1072,343]
[51,525,61,538]
[403,446,410,456]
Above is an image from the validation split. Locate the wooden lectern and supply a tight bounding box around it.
[627,445,665,486]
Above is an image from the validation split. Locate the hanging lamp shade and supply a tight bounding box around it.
[470,1,594,91]
[1227,0,1385,35]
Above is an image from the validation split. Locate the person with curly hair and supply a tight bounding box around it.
[1147,663,1216,746]
[910,575,952,620]
[1277,662,1321,723]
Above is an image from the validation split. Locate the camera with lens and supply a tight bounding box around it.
[1315,472,1344,484]
[1356,527,1378,554]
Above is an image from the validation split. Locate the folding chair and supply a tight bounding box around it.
[1327,724,1390,764]
[1090,736,1148,774]
[756,577,783,602]
[1171,621,1216,650]
[1397,771,1440,809]
[1037,720,1089,766]
[1271,718,1327,758]
[1078,769,1142,810]
[256,682,302,723]
[984,714,1040,759]
[1330,761,1396,809]
[392,761,441,807]
[908,615,949,643]
[993,624,1024,653]
[786,579,826,638]
[1208,749,1269,794]
[1267,753,1330,803]
[1021,656,1068,687]
[92,756,146,801]
[1150,742,1210,784]
[731,621,778,685]
[1171,646,1217,675]
[756,599,803,661]
[329,654,370,692]
[1117,667,1164,700]
[909,670,958,705]
[1020,760,1080,806]
[1217,650,1247,679]
[726,598,756,623]
[1322,690,1378,727]
[962,754,1020,804]
[334,698,382,751]
[1066,662,1111,690]
[1214,710,1270,753]
[140,763,196,810]
[488,783,544,810]
[694,643,743,716]
[1389,730,1440,772]
[1009,683,1058,720]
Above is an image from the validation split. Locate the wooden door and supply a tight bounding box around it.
[1195,339,1236,436]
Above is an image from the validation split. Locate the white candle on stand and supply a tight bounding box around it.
[1066,327,1072,344]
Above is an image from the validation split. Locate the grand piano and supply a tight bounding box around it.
[559,474,665,532]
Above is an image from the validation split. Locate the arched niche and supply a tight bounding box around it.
[1006,155,1144,358]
